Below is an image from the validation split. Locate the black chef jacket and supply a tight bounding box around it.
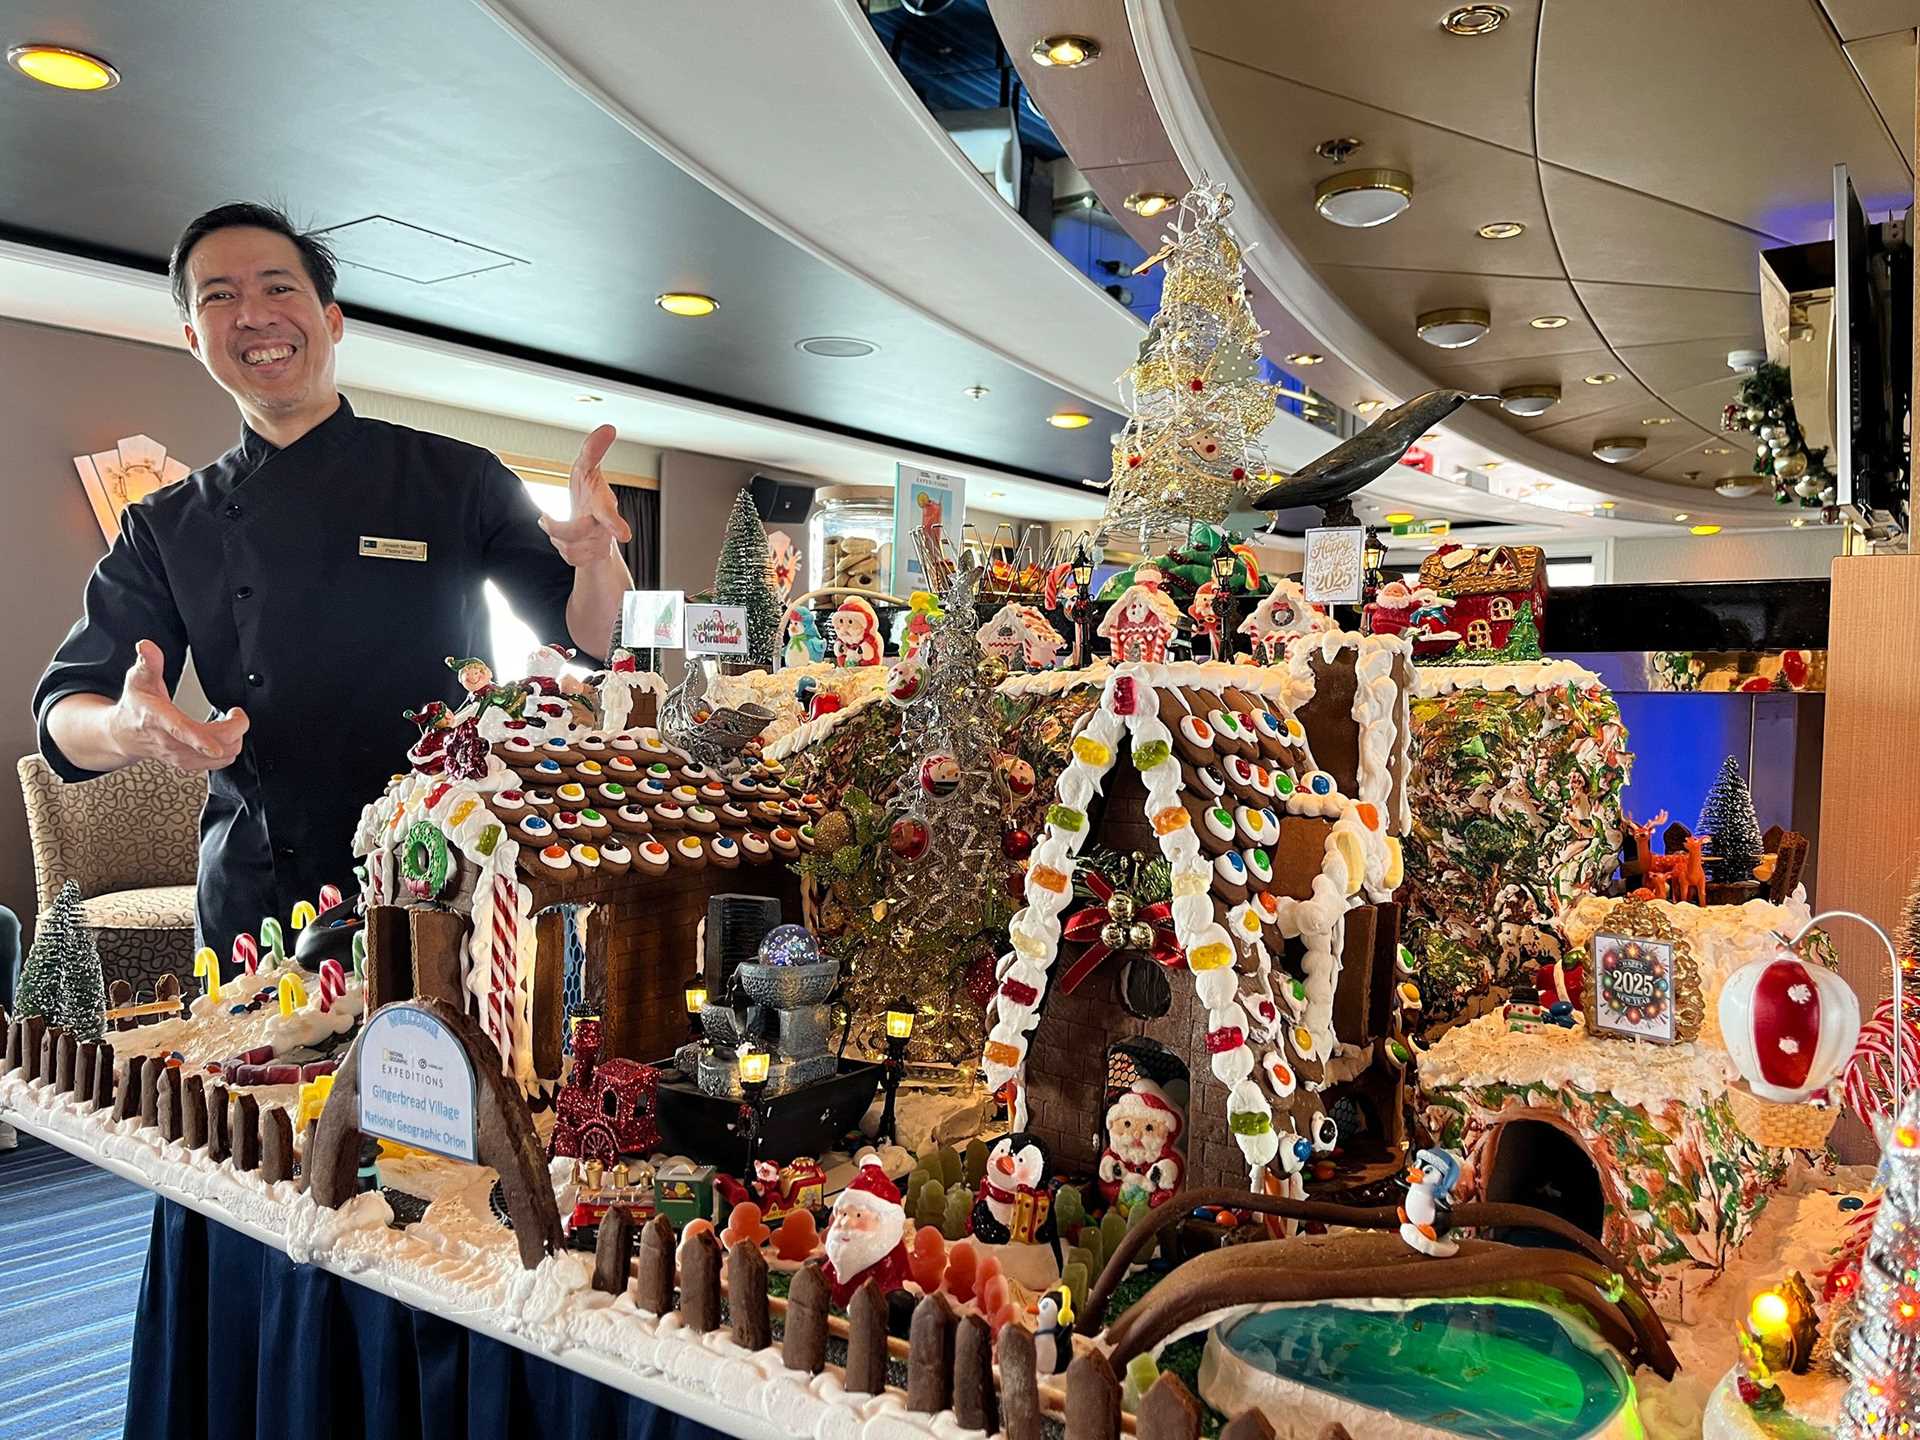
[33,397,580,953]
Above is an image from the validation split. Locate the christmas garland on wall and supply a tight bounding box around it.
[1723,361,1834,510]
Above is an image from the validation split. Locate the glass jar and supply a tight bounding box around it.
[807,486,895,595]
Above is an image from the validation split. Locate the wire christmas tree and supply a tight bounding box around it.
[886,557,1011,937]
[712,488,781,670]
[1836,1094,1920,1438]
[1697,755,1763,885]
[1099,182,1280,544]
[15,881,105,1042]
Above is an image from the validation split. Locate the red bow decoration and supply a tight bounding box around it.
[1059,871,1181,995]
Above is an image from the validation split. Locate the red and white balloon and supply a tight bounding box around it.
[1718,951,1861,1103]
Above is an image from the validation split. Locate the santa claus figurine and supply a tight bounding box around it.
[1097,1078,1185,1211]
[830,597,883,668]
[820,1153,914,1306]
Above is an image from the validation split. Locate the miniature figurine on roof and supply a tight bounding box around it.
[983,632,1419,1201]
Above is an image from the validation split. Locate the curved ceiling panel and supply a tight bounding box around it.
[473,0,1139,409]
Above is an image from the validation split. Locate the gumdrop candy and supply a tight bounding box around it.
[941,1187,971,1241]
[915,1180,946,1229]
[722,1201,771,1249]
[910,1224,947,1292]
[771,1209,818,1262]
[944,1241,979,1302]
[975,1252,1002,1294]
[979,1272,1009,1320]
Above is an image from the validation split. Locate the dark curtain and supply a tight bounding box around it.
[615,484,660,589]
[127,1200,728,1440]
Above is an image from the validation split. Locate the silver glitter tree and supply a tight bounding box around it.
[1838,1092,1920,1438]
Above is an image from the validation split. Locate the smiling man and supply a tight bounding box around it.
[34,201,633,950]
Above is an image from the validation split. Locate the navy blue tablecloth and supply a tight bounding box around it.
[126,1198,728,1440]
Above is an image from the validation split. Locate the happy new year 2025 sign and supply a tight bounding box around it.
[357,1004,479,1161]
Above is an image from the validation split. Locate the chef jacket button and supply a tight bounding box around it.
[234,585,253,600]
[225,503,243,520]
[246,672,264,687]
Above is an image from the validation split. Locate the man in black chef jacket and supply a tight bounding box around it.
[33,202,634,952]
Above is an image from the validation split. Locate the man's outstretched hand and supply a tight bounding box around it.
[107,640,249,772]
[540,424,632,567]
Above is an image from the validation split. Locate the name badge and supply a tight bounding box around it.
[360,536,428,562]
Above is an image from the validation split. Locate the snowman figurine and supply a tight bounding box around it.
[1397,1147,1466,1257]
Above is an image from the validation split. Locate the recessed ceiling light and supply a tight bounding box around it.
[1592,436,1646,463]
[1415,307,1490,349]
[1599,501,1617,510]
[1691,524,1723,536]
[1583,371,1619,385]
[1383,512,1415,524]
[656,292,718,318]
[1673,512,1691,521]
[1528,315,1569,330]
[1499,384,1560,417]
[1442,5,1510,35]
[963,384,990,401]
[1355,399,1385,414]
[1048,411,1093,429]
[1124,192,1178,217]
[1315,137,1363,163]
[6,43,118,90]
[1704,444,1732,455]
[1032,34,1099,67]
[1480,460,1503,470]
[1790,517,1808,528]
[796,336,878,358]
[987,490,1006,499]
[576,393,603,404]
[1285,352,1325,367]
[1476,221,1525,240]
[1641,416,1675,426]
[1420,431,1442,443]
[1314,169,1414,228]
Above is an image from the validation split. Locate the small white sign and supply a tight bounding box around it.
[1303,526,1367,605]
[684,603,751,656]
[893,464,966,594]
[357,1005,479,1162]
[621,590,685,650]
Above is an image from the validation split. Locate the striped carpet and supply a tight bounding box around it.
[0,1133,151,1440]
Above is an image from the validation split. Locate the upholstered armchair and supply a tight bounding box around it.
[17,755,200,993]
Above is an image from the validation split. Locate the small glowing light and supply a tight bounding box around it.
[1584,371,1619,385]
[1442,5,1509,35]
[886,1005,917,1041]
[1048,410,1093,429]
[1355,399,1385,414]
[1530,315,1569,330]
[1894,1124,1918,1150]
[1673,513,1691,522]
[1791,517,1808,528]
[1642,416,1675,426]
[1750,1290,1791,1333]
[1383,512,1416,525]
[684,986,708,1014]
[1125,192,1177,217]
[1285,352,1324,366]
[1477,221,1525,239]
[7,44,119,91]
[1032,34,1099,67]
[1902,1301,1918,1320]
[655,292,718,318]
[737,1047,771,1085]
[1599,501,1617,510]
[1691,524,1723,536]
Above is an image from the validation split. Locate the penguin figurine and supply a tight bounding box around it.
[1033,1284,1075,1374]
[969,1132,1062,1263]
[1397,1147,1465,1257]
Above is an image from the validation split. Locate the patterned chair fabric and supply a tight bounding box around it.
[17,755,201,994]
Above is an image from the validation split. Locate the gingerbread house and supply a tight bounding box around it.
[983,635,1420,1197]
[1414,543,1547,655]
[976,602,1065,671]
[1096,579,1182,663]
[352,658,819,1089]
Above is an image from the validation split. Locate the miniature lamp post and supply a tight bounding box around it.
[877,999,916,1146]
[684,984,709,1042]
[1363,527,1387,593]
[1070,547,1095,666]
[1746,1273,1818,1373]
[737,1045,773,1169]
[1208,548,1239,662]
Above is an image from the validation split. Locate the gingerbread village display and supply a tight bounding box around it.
[6,182,1920,1440]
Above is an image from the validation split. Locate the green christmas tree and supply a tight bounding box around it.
[712,488,781,670]
[1697,755,1763,884]
[15,880,81,1021]
[1498,601,1542,661]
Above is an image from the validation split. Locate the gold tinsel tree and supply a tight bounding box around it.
[1099,182,1281,543]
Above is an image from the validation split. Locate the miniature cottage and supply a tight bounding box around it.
[1238,579,1334,661]
[984,636,1420,1197]
[1416,543,1547,655]
[976,602,1065,671]
[1096,578,1182,663]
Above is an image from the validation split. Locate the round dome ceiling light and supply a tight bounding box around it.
[796,336,878,358]
[1476,221,1525,239]
[1415,307,1490,349]
[1442,5,1510,35]
[1529,315,1569,330]
[1124,192,1178,218]
[1284,351,1325,366]
[1047,410,1093,429]
[1592,436,1646,463]
[1715,477,1765,498]
[7,43,118,90]
[1691,524,1723,536]
[1313,169,1414,228]
[1727,348,1767,373]
[1032,34,1099,67]
[1499,384,1561,417]
[1583,371,1620,386]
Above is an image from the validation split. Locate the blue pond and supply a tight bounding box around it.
[1217,1298,1634,1440]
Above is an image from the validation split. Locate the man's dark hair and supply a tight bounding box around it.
[168,202,338,315]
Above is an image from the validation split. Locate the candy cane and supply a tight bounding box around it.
[277,973,308,1017]
[369,850,385,906]
[233,931,259,976]
[317,883,343,913]
[317,958,346,1013]
[1841,995,1920,1130]
[290,900,317,931]
[351,930,368,984]
[484,875,519,1066]
[193,947,222,1006]
[261,917,286,965]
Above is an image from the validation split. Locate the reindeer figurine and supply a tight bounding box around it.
[1622,810,1666,894]
[1639,829,1712,906]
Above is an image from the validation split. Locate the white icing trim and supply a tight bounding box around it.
[1411,659,1602,699]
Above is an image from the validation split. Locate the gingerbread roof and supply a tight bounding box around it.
[982,656,1410,1180]
[1419,542,1544,597]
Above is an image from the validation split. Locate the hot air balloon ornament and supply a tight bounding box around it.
[1718,924,1863,1149]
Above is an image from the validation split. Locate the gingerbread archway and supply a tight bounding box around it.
[308,997,562,1269]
